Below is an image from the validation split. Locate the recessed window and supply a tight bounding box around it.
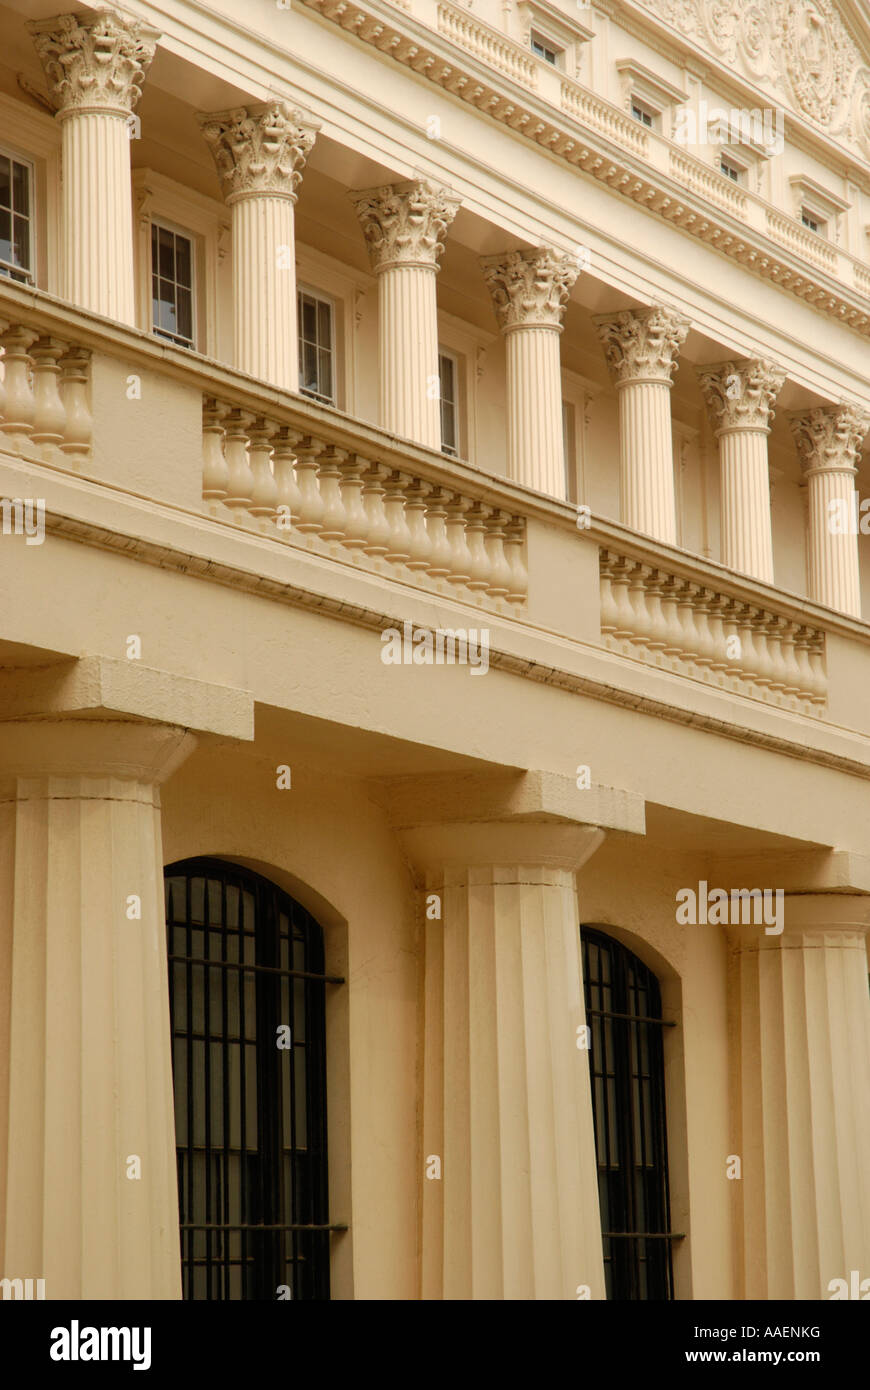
[439,349,459,457]
[151,221,195,348]
[801,208,825,236]
[581,926,675,1301]
[298,289,335,405]
[630,98,656,129]
[530,30,562,66]
[0,148,34,284]
[719,155,745,184]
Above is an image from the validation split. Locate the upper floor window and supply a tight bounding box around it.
[151,220,195,348]
[530,30,562,66]
[298,288,335,405]
[438,349,459,457]
[630,98,656,129]
[801,208,825,237]
[581,926,675,1300]
[719,154,745,184]
[0,149,34,284]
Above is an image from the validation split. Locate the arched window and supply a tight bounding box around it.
[580,927,675,1300]
[164,858,332,1300]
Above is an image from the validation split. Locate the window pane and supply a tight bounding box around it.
[177,287,193,341]
[0,206,11,264]
[0,156,9,209]
[158,225,174,278]
[12,161,29,217]
[317,298,332,348]
[175,234,192,289]
[318,347,333,401]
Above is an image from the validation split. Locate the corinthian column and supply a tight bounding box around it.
[729,897,870,1299]
[0,720,195,1298]
[481,248,579,498]
[28,10,159,323]
[790,405,870,618]
[351,181,460,448]
[697,359,786,583]
[593,305,689,543]
[199,102,320,389]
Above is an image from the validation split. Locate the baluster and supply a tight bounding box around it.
[625,563,653,656]
[609,557,637,653]
[221,409,255,513]
[293,436,325,536]
[719,597,747,687]
[58,348,92,457]
[806,632,826,707]
[316,446,347,543]
[383,470,413,565]
[404,479,434,571]
[778,619,802,704]
[503,516,527,604]
[599,553,619,639]
[0,326,35,447]
[706,593,730,682]
[272,427,301,534]
[643,568,670,663]
[733,602,760,690]
[247,417,278,522]
[760,613,788,695]
[791,625,815,704]
[658,574,685,665]
[748,608,775,690]
[445,495,473,585]
[424,486,453,579]
[30,336,67,448]
[464,502,493,592]
[691,588,717,675]
[484,509,512,599]
[361,463,391,558]
[202,398,228,505]
[338,454,369,552]
[674,580,701,675]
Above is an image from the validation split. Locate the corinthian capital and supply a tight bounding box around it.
[480,248,579,331]
[696,359,786,433]
[350,180,460,272]
[198,102,320,205]
[594,305,690,385]
[27,9,160,117]
[790,404,870,476]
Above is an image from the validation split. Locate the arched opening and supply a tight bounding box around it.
[580,926,675,1300]
[164,856,333,1300]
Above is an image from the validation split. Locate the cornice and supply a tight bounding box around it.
[298,0,870,338]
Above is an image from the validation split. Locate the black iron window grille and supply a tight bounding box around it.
[580,926,678,1300]
[165,857,342,1300]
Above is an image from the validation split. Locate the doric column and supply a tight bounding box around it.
[697,359,786,583]
[401,820,607,1299]
[728,897,870,1299]
[351,180,460,449]
[28,10,159,323]
[790,405,870,618]
[481,248,579,499]
[199,102,320,390]
[0,720,195,1298]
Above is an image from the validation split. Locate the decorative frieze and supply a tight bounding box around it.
[480,248,580,331]
[198,102,320,204]
[696,359,786,433]
[594,304,690,385]
[28,10,159,117]
[350,180,460,272]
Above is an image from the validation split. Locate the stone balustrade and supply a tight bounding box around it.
[599,549,827,713]
[202,396,528,608]
[0,323,92,462]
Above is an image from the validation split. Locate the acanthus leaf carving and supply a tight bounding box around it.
[790,403,870,474]
[350,179,460,271]
[480,247,580,330]
[697,359,787,432]
[593,304,690,384]
[198,101,321,204]
[27,10,160,117]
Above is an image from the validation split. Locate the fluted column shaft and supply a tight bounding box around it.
[199,102,320,391]
[402,821,606,1300]
[28,12,159,323]
[595,306,690,542]
[352,181,460,449]
[698,359,786,584]
[482,248,580,499]
[0,721,195,1298]
[379,262,441,446]
[791,405,870,618]
[729,896,870,1299]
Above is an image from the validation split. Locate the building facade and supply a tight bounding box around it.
[0,0,869,1300]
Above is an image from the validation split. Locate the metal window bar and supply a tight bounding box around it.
[165,858,336,1299]
[581,927,675,1301]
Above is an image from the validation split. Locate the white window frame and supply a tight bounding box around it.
[530,29,564,68]
[0,96,61,294]
[630,97,657,130]
[0,144,36,285]
[718,152,747,185]
[150,216,197,350]
[132,169,225,358]
[801,207,826,237]
[438,347,461,458]
[297,284,338,407]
